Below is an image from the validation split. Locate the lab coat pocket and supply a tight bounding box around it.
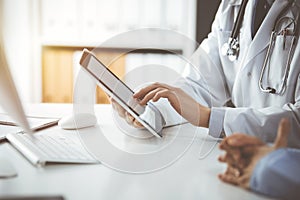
[263,35,295,91]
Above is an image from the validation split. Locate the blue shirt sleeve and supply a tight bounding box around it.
[250,148,300,199]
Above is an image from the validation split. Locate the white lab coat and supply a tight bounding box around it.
[165,0,300,147]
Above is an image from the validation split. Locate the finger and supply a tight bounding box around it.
[227,133,264,147]
[133,85,159,100]
[139,88,165,105]
[218,153,232,164]
[125,112,144,128]
[218,154,227,163]
[274,118,290,149]
[219,141,242,162]
[225,166,241,177]
[218,152,240,167]
[125,112,135,126]
[218,173,239,185]
[132,119,143,128]
[218,154,226,162]
[133,83,171,99]
[219,135,241,150]
[110,97,114,102]
[219,138,228,150]
[116,105,126,118]
[111,98,127,118]
[219,138,236,151]
[111,101,116,109]
[227,134,263,146]
[152,89,180,112]
[152,89,176,102]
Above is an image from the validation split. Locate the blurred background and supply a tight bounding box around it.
[2,0,219,104]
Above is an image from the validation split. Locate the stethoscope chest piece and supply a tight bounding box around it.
[221,37,240,62]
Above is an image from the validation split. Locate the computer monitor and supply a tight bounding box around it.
[0,27,31,133]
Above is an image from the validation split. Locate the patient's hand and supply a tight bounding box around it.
[111,98,143,128]
[218,118,290,189]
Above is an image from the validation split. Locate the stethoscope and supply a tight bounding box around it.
[222,0,299,94]
[221,0,249,62]
[259,1,299,94]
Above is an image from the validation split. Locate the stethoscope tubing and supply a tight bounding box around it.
[259,0,299,94]
[230,0,249,39]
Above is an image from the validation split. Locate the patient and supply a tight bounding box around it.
[218,119,300,199]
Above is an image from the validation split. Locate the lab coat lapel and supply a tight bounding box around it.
[243,0,289,66]
[229,0,243,5]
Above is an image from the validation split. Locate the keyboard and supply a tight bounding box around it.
[6,133,98,166]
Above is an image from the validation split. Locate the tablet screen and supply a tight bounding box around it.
[81,51,145,116]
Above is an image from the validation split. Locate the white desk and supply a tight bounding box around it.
[0,104,271,200]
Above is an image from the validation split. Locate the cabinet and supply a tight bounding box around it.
[42,46,125,103]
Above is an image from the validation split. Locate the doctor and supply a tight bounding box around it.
[115,0,300,147]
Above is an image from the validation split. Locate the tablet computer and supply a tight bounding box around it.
[79,49,165,138]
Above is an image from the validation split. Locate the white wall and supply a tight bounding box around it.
[3,0,40,103]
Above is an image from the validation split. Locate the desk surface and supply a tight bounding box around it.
[0,104,271,200]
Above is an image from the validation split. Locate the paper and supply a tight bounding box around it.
[0,113,59,132]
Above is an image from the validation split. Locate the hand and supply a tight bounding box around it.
[110,98,143,128]
[133,82,211,127]
[218,118,290,188]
